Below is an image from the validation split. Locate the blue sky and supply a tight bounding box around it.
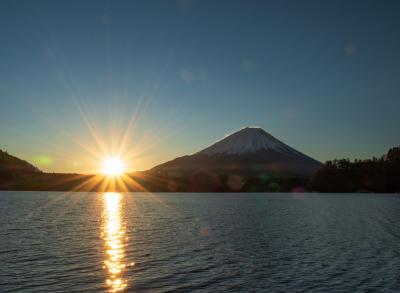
[0,0,400,172]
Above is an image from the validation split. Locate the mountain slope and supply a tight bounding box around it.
[0,150,41,180]
[151,127,321,178]
[199,127,314,158]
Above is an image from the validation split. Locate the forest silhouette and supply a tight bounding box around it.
[1,147,399,193]
[309,147,400,193]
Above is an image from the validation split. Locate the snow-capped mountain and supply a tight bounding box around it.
[151,127,321,178]
[199,127,311,158]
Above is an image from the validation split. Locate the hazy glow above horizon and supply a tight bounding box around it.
[1,0,400,172]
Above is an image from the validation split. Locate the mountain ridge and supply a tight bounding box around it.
[198,127,312,158]
[0,150,40,175]
[151,127,321,178]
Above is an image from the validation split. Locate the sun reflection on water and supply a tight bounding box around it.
[102,192,130,292]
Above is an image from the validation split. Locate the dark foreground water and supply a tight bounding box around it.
[0,192,399,292]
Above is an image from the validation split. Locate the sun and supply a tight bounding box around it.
[102,158,125,176]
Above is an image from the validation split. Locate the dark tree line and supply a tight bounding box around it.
[1,147,400,193]
[309,147,400,193]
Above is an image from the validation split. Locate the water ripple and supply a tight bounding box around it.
[0,192,400,292]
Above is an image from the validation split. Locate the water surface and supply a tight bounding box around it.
[0,192,399,292]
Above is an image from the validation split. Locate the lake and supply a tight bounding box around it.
[0,192,399,292]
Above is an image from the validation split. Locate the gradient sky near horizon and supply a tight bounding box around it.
[1,0,400,173]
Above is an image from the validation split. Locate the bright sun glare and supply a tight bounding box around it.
[102,158,125,176]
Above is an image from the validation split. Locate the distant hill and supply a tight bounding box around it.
[152,127,321,178]
[0,150,40,178]
[150,127,321,191]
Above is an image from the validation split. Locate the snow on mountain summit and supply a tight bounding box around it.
[198,127,302,156]
[152,126,321,178]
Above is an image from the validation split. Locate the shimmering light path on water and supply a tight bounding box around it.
[102,192,131,292]
[0,192,399,292]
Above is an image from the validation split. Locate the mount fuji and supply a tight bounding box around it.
[151,127,321,178]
